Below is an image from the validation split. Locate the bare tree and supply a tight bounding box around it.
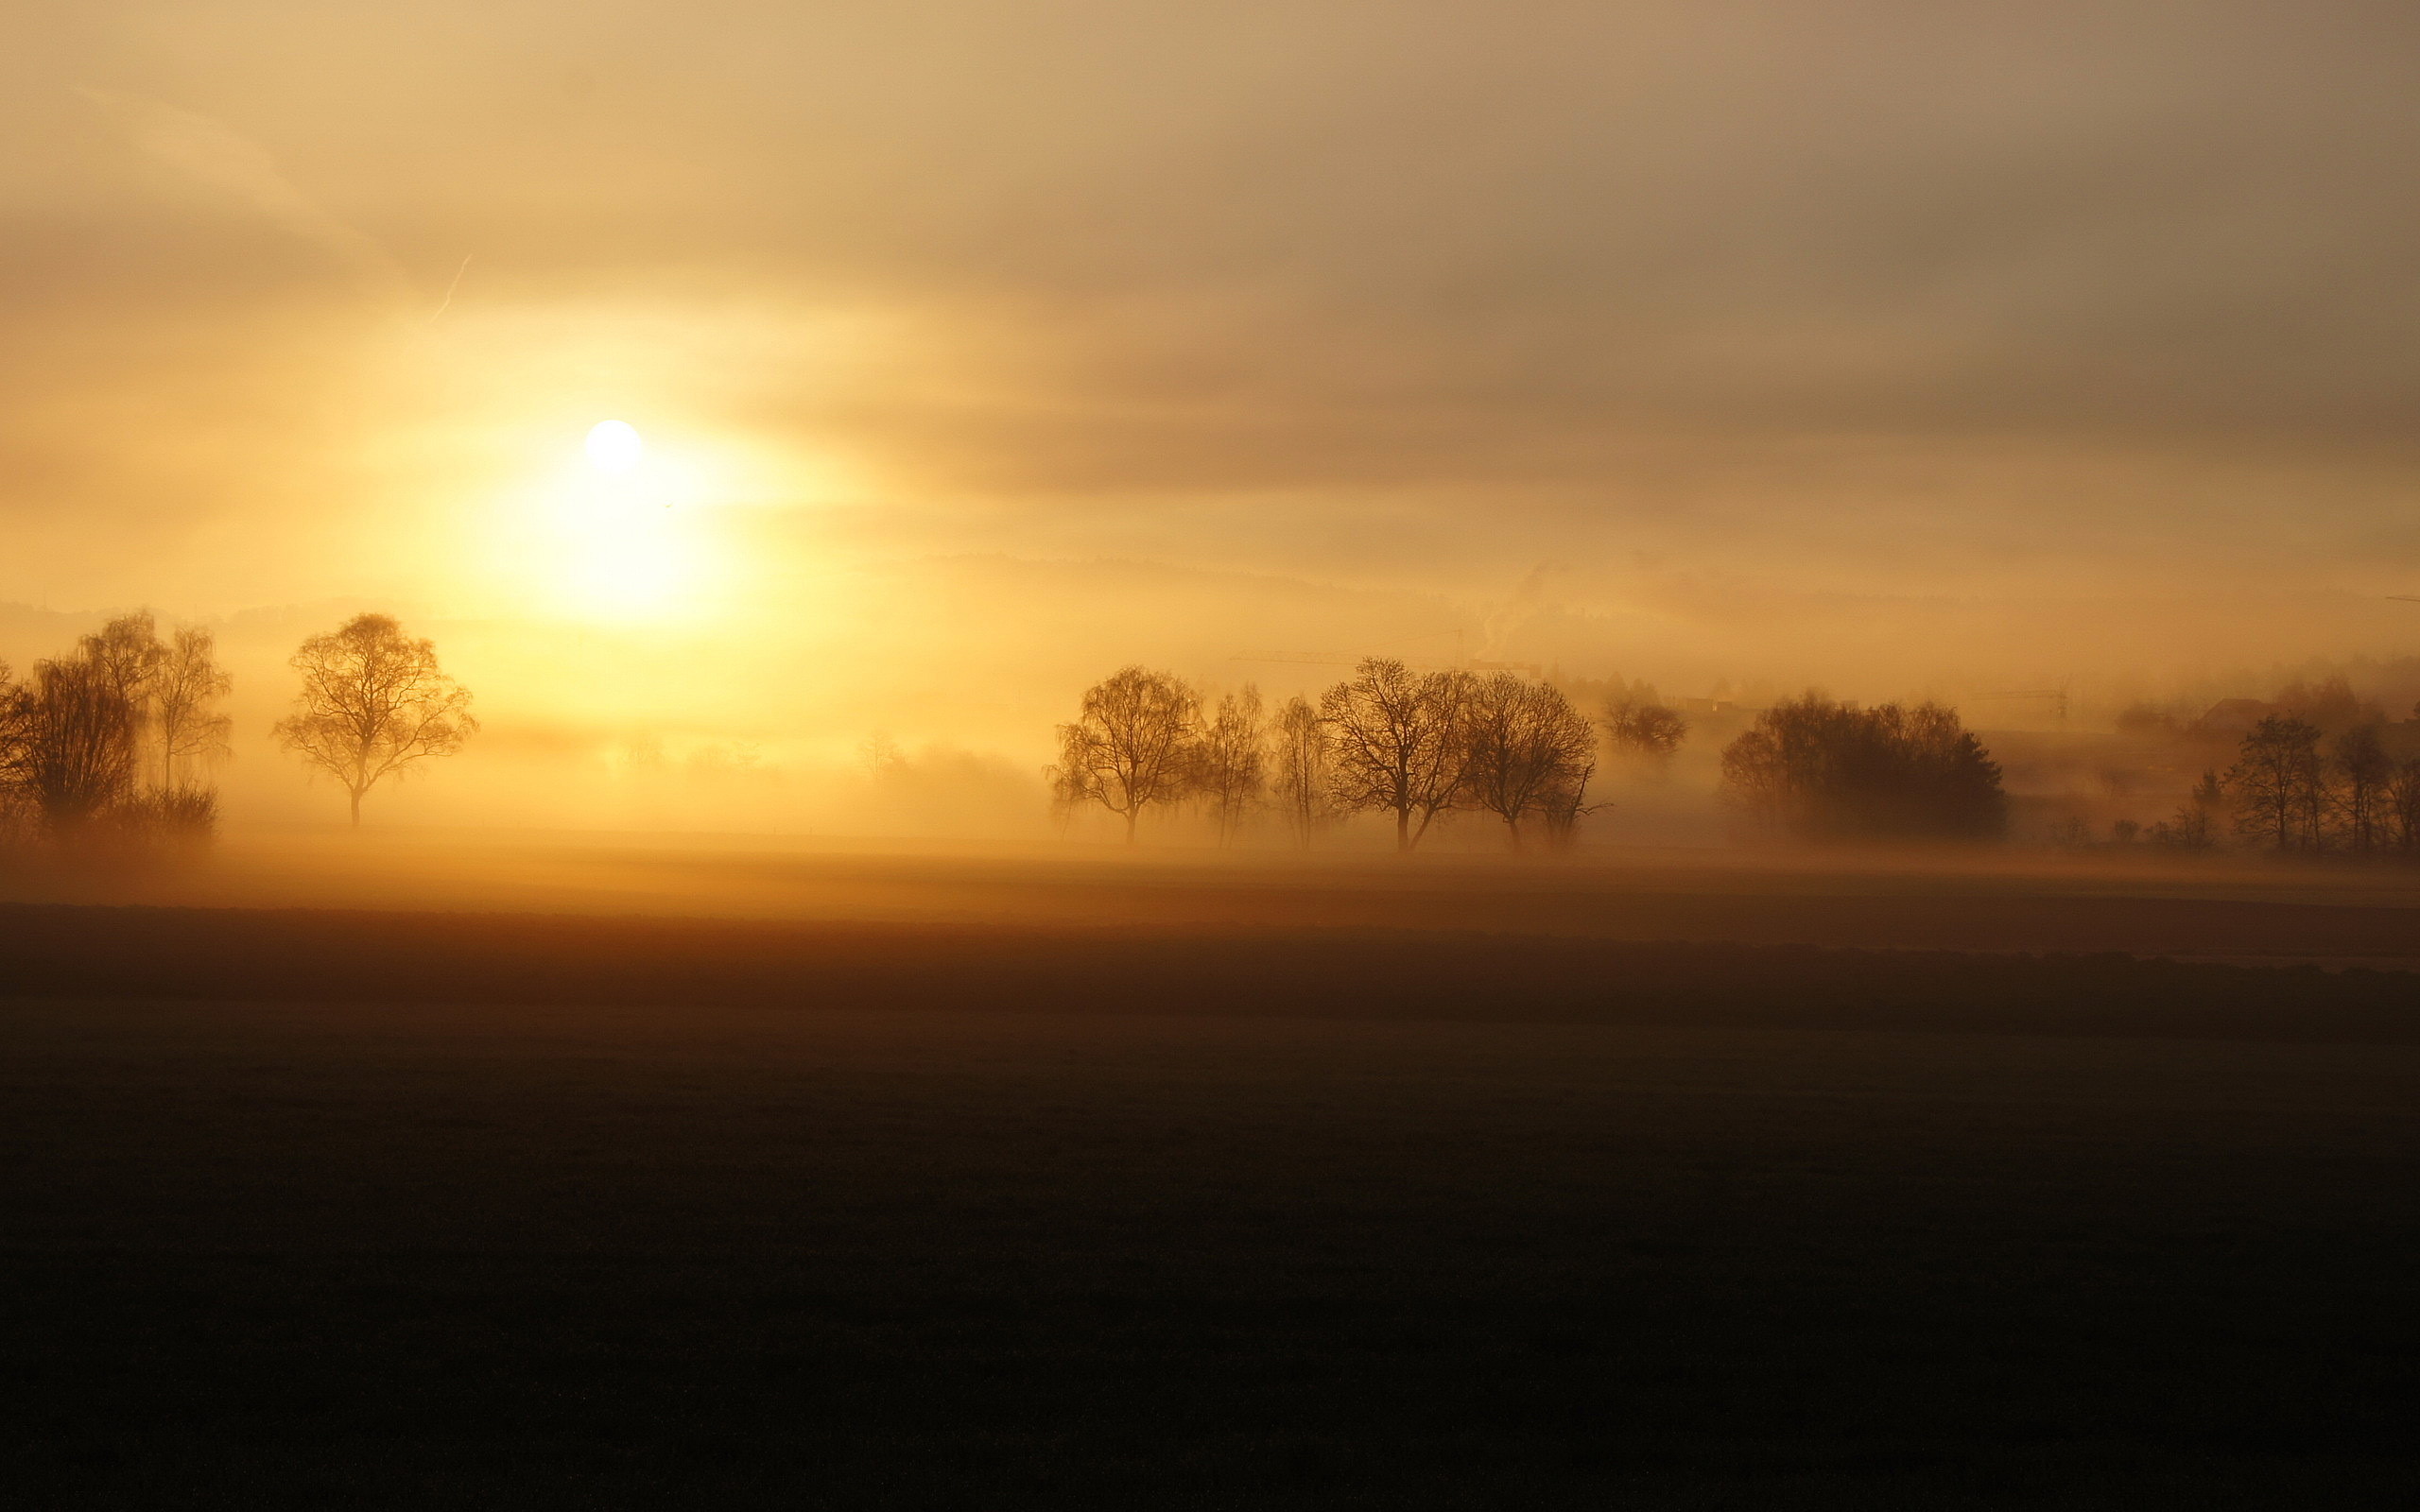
[273,614,478,827]
[2331,724,2393,853]
[2225,714,2326,851]
[80,612,165,709]
[0,661,30,838]
[1461,675,1597,849]
[1269,695,1340,848]
[154,627,233,792]
[1195,685,1266,846]
[1322,658,1473,852]
[1048,666,1201,844]
[1536,782,1591,849]
[2388,759,2420,854]
[78,613,165,779]
[1604,696,1688,765]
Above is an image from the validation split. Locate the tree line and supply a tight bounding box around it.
[1051,659,1634,850]
[1,610,477,845]
[2158,713,2420,855]
[1055,666,2018,850]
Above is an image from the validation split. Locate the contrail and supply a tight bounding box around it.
[427,255,474,323]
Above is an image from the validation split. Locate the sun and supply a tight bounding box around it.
[514,420,717,619]
[585,420,644,474]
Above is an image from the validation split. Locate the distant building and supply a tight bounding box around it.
[2187,698,2274,740]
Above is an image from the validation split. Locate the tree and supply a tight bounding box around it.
[1194,686,1266,846]
[273,614,478,827]
[2149,769,2224,850]
[154,627,233,793]
[1269,695,1339,848]
[2385,759,2420,854]
[2224,714,2325,851]
[1536,773,1593,850]
[1461,675,1596,849]
[0,661,30,837]
[75,612,166,782]
[1604,697,1688,765]
[0,619,226,847]
[79,611,165,715]
[2330,724,2393,853]
[1049,666,1201,844]
[1720,694,2003,841]
[18,653,140,835]
[1322,659,1473,852]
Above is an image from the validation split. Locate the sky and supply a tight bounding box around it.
[9,1,2420,731]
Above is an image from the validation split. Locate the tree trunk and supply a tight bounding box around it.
[349,788,362,829]
[1394,808,1411,852]
[1123,807,1138,846]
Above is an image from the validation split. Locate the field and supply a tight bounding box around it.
[5,837,2419,1506]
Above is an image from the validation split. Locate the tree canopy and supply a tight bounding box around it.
[1721,695,2004,841]
[273,614,477,827]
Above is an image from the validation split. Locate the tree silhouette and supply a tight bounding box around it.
[1195,686,1266,847]
[73,613,165,785]
[2225,714,2325,851]
[274,614,477,827]
[79,612,164,717]
[1322,658,1473,852]
[1461,674,1596,849]
[2389,759,2420,853]
[1049,666,1201,844]
[1269,695,1340,848]
[0,618,229,845]
[2223,715,2325,851]
[17,654,139,836]
[1604,696,1688,765]
[154,627,233,793]
[1720,694,2002,841]
[0,662,25,838]
[2330,724,2393,853]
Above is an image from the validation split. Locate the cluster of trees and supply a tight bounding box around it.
[1052,659,1638,850]
[0,612,232,844]
[0,610,479,847]
[2201,714,2420,855]
[1604,695,1688,764]
[1719,695,2006,840]
[2103,677,2420,857]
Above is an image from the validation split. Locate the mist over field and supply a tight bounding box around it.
[13,580,2420,850]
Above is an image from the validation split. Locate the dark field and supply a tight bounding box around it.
[6,850,2420,1506]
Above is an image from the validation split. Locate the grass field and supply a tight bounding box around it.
[4,843,2418,1506]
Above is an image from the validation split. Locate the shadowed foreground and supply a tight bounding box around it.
[4,903,2417,1506]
